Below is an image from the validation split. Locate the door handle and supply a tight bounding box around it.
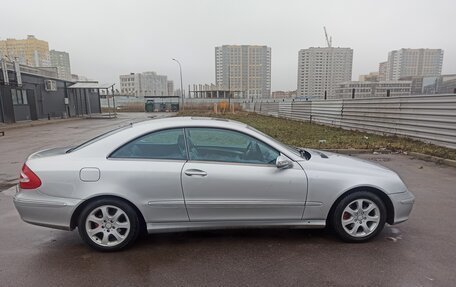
[184,169,207,177]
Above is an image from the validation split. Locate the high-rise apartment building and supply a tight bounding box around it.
[167,80,174,97]
[0,35,50,67]
[119,71,169,97]
[297,47,353,99]
[50,50,72,80]
[378,61,387,81]
[383,48,444,81]
[215,45,271,99]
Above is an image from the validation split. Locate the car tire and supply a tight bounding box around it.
[331,191,386,242]
[78,198,140,251]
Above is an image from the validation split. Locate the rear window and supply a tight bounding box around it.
[66,124,132,153]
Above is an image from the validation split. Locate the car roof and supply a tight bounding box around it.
[132,116,247,129]
[68,115,302,161]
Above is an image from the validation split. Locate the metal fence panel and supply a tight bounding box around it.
[259,102,280,117]
[341,97,402,134]
[291,101,311,121]
[311,100,343,127]
[243,95,456,149]
[278,101,293,119]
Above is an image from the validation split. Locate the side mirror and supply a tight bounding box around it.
[276,154,293,169]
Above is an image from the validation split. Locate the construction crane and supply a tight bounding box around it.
[323,26,332,48]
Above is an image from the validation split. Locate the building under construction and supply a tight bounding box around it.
[189,83,245,99]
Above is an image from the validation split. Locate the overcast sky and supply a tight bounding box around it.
[2,0,455,91]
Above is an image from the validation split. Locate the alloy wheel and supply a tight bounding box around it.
[341,199,380,237]
[85,205,131,247]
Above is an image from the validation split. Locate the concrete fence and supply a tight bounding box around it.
[243,95,456,149]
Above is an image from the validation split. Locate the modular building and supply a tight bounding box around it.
[0,60,104,124]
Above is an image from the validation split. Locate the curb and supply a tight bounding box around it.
[322,149,393,155]
[408,152,456,168]
[85,115,118,120]
[322,149,373,155]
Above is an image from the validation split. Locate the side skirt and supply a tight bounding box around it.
[146,220,326,234]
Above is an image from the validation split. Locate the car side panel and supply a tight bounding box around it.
[181,161,308,221]
[26,156,189,224]
[298,161,408,222]
[86,158,189,223]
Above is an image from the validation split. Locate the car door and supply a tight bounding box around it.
[181,127,308,221]
[108,128,189,223]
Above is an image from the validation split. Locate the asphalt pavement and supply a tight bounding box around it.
[0,113,455,286]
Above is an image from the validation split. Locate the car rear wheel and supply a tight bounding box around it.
[78,198,140,251]
[332,191,386,242]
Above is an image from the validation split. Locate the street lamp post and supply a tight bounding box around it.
[172,58,184,110]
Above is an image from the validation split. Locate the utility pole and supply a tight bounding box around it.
[228,64,231,106]
[172,58,184,110]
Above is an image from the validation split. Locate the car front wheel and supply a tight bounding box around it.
[78,198,140,251]
[332,191,386,242]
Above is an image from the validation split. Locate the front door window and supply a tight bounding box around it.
[185,128,279,165]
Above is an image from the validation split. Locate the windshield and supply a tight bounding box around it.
[247,126,307,159]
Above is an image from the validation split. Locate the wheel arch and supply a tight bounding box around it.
[326,186,395,226]
[70,195,147,232]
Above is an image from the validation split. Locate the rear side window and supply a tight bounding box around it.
[110,128,187,160]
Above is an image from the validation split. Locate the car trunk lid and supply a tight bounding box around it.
[28,147,71,160]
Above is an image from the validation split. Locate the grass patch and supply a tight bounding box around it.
[177,111,456,161]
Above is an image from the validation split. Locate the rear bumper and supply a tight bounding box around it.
[13,187,81,231]
[389,190,415,224]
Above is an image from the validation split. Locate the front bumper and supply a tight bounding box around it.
[389,190,415,224]
[13,187,81,230]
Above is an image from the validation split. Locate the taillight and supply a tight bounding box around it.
[19,164,42,190]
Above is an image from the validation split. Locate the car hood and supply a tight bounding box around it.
[299,149,396,176]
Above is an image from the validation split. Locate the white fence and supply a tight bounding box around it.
[243,95,456,149]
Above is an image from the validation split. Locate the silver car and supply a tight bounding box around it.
[14,117,415,251]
